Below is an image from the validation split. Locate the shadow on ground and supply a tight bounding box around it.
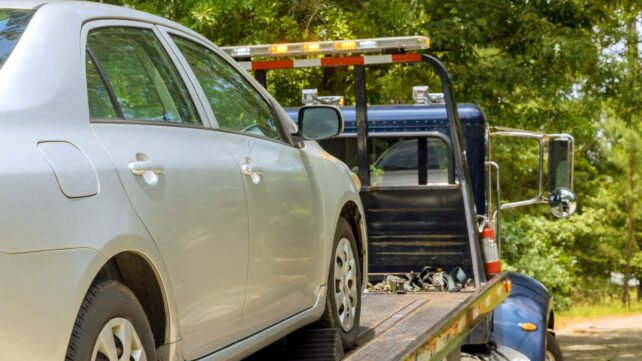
[557,315,642,361]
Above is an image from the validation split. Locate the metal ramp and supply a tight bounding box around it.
[243,274,510,361]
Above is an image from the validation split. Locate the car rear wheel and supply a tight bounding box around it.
[320,217,362,349]
[65,280,156,361]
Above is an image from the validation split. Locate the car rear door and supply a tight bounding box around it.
[82,21,249,359]
[164,31,324,338]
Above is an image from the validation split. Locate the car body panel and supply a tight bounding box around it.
[37,140,100,198]
[218,132,323,338]
[92,122,252,359]
[0,248,106,360]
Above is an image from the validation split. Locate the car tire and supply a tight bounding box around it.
[545,331,564,361]
[319,217,362,350]
[65,280,156,361]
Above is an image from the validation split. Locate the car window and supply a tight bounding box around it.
[0,9,33,69]
[86,27,199,124]
[171,35,281,140]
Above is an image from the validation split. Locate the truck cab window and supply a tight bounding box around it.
[319,137,451,186]
[371,138,450,186]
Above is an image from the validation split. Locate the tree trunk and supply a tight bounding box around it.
[622,15,639,308]
[623,141,634,306]
[624,145,634,307]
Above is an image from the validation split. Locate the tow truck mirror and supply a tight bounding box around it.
[548,136,573,191]
[298,105,344,140]
[549,188,576,218]
[547,135,576,218]
[490,129,576,217]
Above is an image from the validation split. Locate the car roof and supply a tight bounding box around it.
[0,0,221,119]
[1,1,209,44]
[0,0,58,10]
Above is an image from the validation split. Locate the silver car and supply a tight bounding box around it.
[0,1,367,360]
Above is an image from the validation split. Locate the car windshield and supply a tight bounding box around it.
[0,9,33,69]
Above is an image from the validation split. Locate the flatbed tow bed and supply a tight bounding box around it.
[247,274,510,361]
[348,274,509,361]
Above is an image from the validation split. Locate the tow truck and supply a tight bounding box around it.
[222,36,576,361]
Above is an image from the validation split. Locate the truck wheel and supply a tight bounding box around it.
[320,217,362,349]
[65,280,156,361]
[545,332,564,361]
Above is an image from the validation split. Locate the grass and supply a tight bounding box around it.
[557,289,642,328]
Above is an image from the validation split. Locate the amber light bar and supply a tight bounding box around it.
[221,36,431,58]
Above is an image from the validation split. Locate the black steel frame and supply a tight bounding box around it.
[250,53,486,288]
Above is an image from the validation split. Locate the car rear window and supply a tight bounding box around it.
[0,9,33,68]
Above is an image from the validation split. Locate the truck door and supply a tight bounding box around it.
[167,33,323,338]
[84,23,249,359]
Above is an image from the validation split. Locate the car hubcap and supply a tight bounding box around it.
[334,237,358,332]
[92,317,146,361]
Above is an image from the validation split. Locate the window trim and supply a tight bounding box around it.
[86,48,125,119]
[80,19,211,128]
[157,26,296,147]
[91,118,293,145]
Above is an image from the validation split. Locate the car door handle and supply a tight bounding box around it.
[241,158,263,185]
[240,163,263,176]
[128,160,165,176]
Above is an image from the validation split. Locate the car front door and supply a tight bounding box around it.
[166,32,324,337]
[83,22,249,359]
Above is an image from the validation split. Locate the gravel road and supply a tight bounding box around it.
[556,314,642,361]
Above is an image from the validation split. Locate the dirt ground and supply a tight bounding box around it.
[556,314,642,361]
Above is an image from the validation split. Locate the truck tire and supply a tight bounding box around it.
[545,332,564,361]
[320,217,362,349]
[65,280,156,361]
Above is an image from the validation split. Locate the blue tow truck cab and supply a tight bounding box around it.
[287,103,560,361]
[315,104,488,214]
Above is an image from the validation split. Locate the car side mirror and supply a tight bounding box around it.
[548,135,576,218]
[298,105,344,140]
